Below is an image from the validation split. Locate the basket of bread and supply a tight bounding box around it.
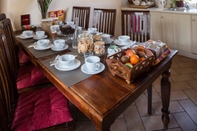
[106,45,155,84]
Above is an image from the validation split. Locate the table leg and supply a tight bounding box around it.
[161,69,171,129]
[147,85,152,115]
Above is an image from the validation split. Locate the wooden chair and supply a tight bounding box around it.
[72,6,90,29]
[0,18,50,92]
[0,29,74,131]
[121,10,150,42]
[121,10,152,114]
[93,8,116,36]
[0,13,6,21]
[0,13,30,65]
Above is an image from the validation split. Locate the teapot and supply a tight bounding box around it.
[158,0,166,9]
[132,0,140,5]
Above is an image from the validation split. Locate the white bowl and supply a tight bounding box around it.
[54,39,65,49]
[36,31,45,39]
[22,30,33,37]
[37,39,50,48]
[58,54,75,67]
[118,35,130,43]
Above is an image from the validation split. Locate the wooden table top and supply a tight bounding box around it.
[15,34,178,131]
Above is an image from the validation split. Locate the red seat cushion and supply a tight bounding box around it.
[18,50,30,64]
[17,64,49,90]
[11,86,73,131]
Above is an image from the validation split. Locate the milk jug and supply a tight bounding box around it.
[158,0,166,8]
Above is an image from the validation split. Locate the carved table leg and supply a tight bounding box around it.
[161,69,171,129]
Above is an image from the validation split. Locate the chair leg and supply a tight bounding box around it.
[147,85,152,115]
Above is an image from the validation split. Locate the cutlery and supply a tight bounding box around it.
[50,55,59,66]
[28,42,37,48]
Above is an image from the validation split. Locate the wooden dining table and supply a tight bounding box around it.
[16,33,178,131]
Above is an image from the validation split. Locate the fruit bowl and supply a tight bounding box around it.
[106,47,155,84]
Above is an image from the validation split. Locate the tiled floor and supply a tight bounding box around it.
[71,55,197,131]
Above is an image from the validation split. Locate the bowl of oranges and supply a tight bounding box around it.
[106,45,155,84]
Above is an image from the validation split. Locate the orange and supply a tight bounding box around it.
[130,54,140,65]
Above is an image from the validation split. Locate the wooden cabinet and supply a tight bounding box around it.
[150,11,195,58]
[191,15,197,54]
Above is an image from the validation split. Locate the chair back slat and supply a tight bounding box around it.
[121,10,150,42]
[0,18,19,78]
[72,6,90,29]
[0,29,18,131]
[93,8,116,36]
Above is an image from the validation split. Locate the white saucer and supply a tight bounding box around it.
[51,44,68,51]
[55,59,81,71]
[81,63,105,75]
[17,34,33,39]
[33,35,48,40]
[34,43,52,50]
[114,39,132,46]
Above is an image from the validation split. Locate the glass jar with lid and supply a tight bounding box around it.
[94,41,105,54]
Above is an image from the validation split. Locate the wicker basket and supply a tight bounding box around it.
[106,47,155,84]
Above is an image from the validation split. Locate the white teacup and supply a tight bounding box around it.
[22,30,33,37]
[118,35,130,44]
[54,39,65,49]
[85,56,101,72]
[58,54,75,67]
[37,39,50,48]
[88,28,97,34]
[102,34,111,43]
[36,31,45,39]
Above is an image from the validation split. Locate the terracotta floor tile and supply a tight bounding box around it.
[135,94,149,117]
[166,128,183,131]
[171,74,194,82]
[141,114,178,131]
[190,72,197,80]
[187,80,197,91]
[173,112,197,131]
[170,91,188,101]
[183,89,197,105]
[173,67,196,74]
[178,62,197,68]
[123,105,145,131]
[179,99,197,124]
[75,121,95,131]
[152,101,184,115]
[171,81,192,91]
[111,119,128,131]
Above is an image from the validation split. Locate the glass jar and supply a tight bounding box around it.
[94,41,105,54]
[78,32,94,54]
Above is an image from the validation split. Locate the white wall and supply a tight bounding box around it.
[0,0,129,37]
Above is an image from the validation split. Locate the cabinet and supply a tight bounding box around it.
[150,11,192,56]
[191,15,197,54]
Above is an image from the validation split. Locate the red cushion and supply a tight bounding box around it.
[18,50,30,64]
[17,64,49,90]
[11,86,73,131]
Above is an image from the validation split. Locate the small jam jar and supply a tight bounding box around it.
[94,41,105,54]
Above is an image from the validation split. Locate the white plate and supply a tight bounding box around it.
[51,44,68,51]
[55,59,81,71]
[81,63,105,75]
[33,35,48,40]
[114,39,132,46]
[34,43,52,50]
[17,34,33,39]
